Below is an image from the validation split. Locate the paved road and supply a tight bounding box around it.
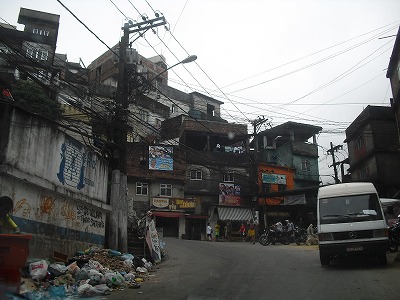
[107,238,400,300]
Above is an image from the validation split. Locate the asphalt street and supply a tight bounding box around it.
[106,238,400,300]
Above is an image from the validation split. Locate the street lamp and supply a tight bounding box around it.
[152,55,197,83]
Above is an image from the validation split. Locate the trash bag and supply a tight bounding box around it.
[78,283,97,297]
[48,263,67,278]
[93,284,112,295]
[105,272,125,288]
[29,260,49,280]
[121,253,134,261]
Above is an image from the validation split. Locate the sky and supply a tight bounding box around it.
[2,0,400,184]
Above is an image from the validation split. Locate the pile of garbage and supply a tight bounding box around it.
[19,246,156,299]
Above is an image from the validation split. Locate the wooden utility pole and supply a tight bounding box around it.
[251,116,268,229]
[327,142,343,184]
[108,17,166,252]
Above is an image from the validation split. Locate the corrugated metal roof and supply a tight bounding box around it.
[217,207,253,222]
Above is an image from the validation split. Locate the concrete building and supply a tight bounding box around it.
[344,105,400,198]
[387,26,400,145]
[255,121,322,227]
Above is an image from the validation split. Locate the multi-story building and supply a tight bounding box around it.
[387,26,400,146]
[255,121,322,227]
[344,105,400,198]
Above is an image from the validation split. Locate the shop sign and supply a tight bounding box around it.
[262,173,286,184]
[152,197,169,208]
[169,198,196,211]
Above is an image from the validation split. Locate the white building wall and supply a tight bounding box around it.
[0,107,110,257]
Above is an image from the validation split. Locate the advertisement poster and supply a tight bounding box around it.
[219,183,241,206]
[149,146,173,171]
[145,218,161,263]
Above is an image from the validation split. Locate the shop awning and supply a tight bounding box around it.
[152,211,185,218]
[217,207,253,222]
[185,215,209,219]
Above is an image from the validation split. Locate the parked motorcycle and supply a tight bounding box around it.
[259,226,290,246]
[388,220,400,252]
[293,226,308,245]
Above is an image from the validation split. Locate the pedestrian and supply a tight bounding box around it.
[215,223,220,241]
[246,221,256,244]
[206,223,213,241]
[239,222,246,240]
[0,196,20,234]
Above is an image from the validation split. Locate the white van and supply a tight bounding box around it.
[317,182,388,266]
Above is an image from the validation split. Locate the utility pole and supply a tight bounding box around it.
[251,116,268,230]
[327,142,343,184]
[108,17,166,252]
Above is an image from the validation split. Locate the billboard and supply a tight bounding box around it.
[219,183,241,206]
[149,146,173,171]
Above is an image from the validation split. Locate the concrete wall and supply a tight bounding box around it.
[0,105,110,258]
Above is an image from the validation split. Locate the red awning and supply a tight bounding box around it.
[152,211,184,218]
[185,215,208,219]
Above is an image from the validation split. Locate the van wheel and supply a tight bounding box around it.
[377,252,387,265]
[319,251,330,266]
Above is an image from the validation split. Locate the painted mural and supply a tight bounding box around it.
[57,137,97,190]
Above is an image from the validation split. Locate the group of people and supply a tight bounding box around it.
[206,220,256,244]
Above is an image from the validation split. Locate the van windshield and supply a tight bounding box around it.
[319,193,383,224]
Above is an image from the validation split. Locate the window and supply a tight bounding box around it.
[139,109,149,122]
[301,159,311,172]
[278,184,286,192]
[356,135,365,150]
[223,171,234,182]
[136,182,148,195]
[26,47,48,61]
[171,104,176,114]
[33,29,49,36]
[207,104,215,116]
[160,184,172,197]
[155,118,161,130]
[190,169,202,180]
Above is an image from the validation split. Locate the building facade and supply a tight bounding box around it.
[344,105,400,198]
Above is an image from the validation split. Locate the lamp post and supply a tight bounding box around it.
[151,55,197,84]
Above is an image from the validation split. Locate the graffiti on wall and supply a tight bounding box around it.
[57,137,97,190]
[12,194,105,233]
[77,204,105,229]
[13,198,31,218]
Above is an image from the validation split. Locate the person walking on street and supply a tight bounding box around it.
[246,221,256,244]
[239,223,246,241]
[206,223,213,241]
[215,223,220,241]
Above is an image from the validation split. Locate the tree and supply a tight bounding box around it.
[11,80,63,120]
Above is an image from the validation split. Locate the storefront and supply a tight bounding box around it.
[151,197,199,238]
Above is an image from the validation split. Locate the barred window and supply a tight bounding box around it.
[136,182,148,195]
[26,47,48,61]
[223,171,234,182]
[190,169,202,180]
[160,184,172,197]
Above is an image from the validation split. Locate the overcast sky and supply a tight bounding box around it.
[2,0,400,184]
